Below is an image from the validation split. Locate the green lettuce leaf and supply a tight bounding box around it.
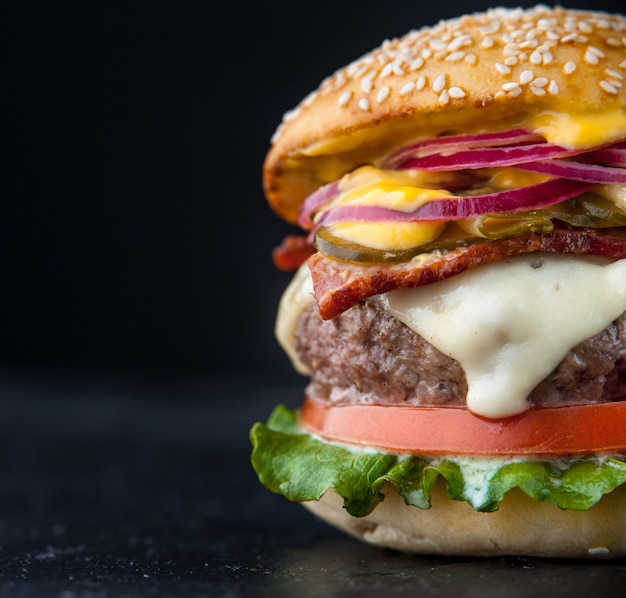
[250,405,626,515]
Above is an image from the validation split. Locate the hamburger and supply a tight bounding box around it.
[250,5,626,558]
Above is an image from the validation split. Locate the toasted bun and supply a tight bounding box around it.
[304,481,626,558]
[265,6,626,224]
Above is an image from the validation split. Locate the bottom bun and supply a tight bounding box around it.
[303,480,626,558]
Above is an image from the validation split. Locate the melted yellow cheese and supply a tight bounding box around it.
[486,169,548,189]
[529,108,626,149]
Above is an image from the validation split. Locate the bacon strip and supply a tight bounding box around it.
[309,226,626,320]
[272,235,315,271]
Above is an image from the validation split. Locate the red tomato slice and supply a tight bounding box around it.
[300,396,626,456]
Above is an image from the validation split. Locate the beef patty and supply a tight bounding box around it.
[296,301,626,408]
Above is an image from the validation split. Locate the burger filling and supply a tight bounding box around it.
[297,301,626,410]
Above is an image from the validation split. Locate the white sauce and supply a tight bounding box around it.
[379,253,626,418]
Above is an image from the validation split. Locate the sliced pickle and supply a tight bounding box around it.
[461,212,554,239]
[552,193,626,228]
[314,226,478,263]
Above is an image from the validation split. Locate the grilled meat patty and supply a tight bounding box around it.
[296,301,626,408]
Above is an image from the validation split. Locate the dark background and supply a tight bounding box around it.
[5,0,625,385]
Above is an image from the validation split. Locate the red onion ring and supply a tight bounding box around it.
[584,148,626,168]
[298,181,340,229]
[384,129,543,169]
[516,160,626,184]
[314,179,594,226]
[395,143,584,171]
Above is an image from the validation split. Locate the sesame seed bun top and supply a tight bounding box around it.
[264,5,626,224]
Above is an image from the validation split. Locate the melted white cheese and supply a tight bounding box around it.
[275,264,316,375]
[379,253,626,418]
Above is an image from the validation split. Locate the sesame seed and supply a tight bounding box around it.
[530,51,542,65]
[433,73,447,92]
[358,97,370,110]
[421,48,432,59]
[502,81,521,92]
[590,46,605,58]
[447,38,462,52]
[482,36,494,48]
[548,80,559,95]
[350,65,370,79]
[520,38,539,49]
[494,90,506,100]
[465,54,477,64]
[520,70,534,84]
[495,62,511,74]
[605,68,624,80]
[380,63,394,77]
[270,123,284,144]
[504,45,521,57]
[430,38,447,50]
[586,45,606,62]
[560,32,578,43]
[448,36,471,51]
[537,18,553,30]
[446,51,466,62]
[301,91,318,106]
[410,57,424,70]
[481,24,500,36]
[416,74,427,90]
[584,49,600,65]
[620,60,626,69]
[377,86,390,103]
[505,56,518,66]
[533,77,549,87]
[282,107,299,122]
[542,51,553,65]
[448,86,466,98]
[606,38,622,47]
[400,81,416,96]
[563,19,577,32]
[563,61,577,75]
[338,91,352,107]
[361,77,373,93]
[393,63,405,76]
[438,89,450,105]
[530,85,547,96]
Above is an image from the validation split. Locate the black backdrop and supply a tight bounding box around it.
[5,0,625,382]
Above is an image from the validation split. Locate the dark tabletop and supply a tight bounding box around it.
[1,369,626,598]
